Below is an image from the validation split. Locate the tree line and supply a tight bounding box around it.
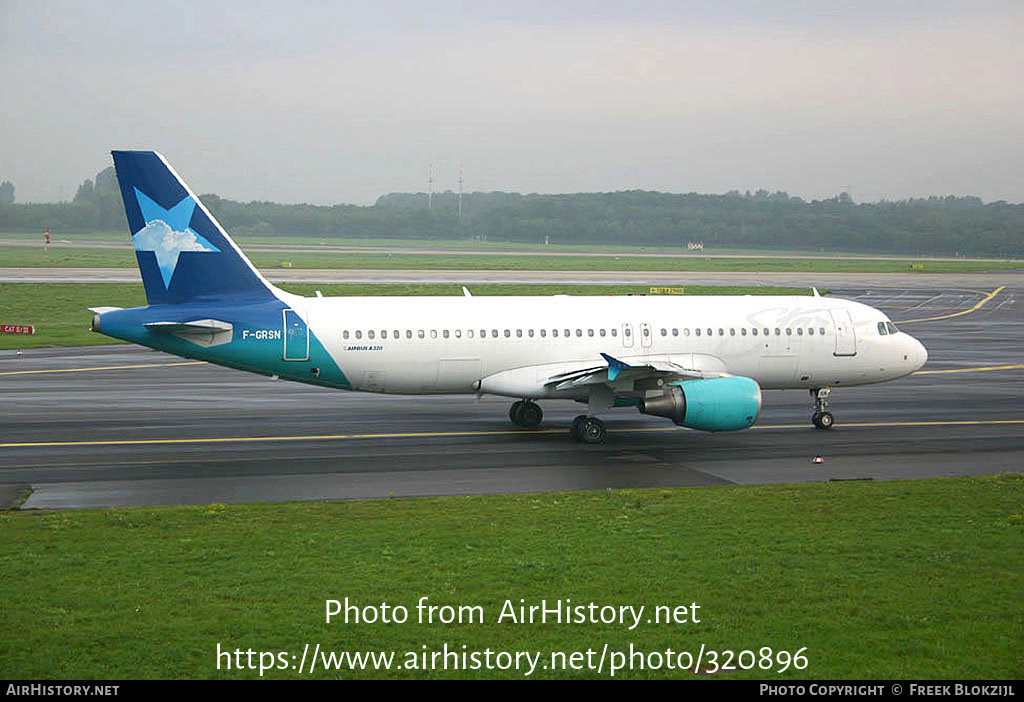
[0,168,1021,257]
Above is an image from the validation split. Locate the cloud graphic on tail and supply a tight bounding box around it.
[132,188,220,288]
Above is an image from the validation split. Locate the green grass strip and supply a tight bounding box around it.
[1,475,1020,679]
[1,244,1019,273]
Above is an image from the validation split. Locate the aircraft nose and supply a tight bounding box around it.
[911,336,928,371]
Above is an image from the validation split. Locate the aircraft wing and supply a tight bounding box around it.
[543,352,726,392]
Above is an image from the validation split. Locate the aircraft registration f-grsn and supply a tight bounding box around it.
[91,151,928,443]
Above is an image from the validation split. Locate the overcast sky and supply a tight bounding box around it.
[1,1,1021,205]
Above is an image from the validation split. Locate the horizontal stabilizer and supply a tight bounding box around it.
[88,306,123,315]
[145,319,233,333]
[144,319,233,348]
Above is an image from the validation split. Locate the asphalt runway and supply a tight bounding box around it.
[1,281,1020,510]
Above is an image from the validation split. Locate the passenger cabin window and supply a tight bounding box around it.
[611,329,618,337]
[430,330,437,339]
[343,331,349,340]
[355,331,362,339]
[418,330,425,339]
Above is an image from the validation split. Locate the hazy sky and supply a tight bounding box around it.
[1,1,1022,205]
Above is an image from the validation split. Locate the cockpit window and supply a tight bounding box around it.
[877,322,888,336]
[886,322,899,334]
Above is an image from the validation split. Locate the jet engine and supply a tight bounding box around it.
[639,377,762,432]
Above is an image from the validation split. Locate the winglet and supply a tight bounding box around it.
[600,352,630,381]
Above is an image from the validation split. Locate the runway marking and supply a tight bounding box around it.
[914,364,1024,375]
[898,286,1005,323]
[4,418,1023,449]
[0,361,207,376]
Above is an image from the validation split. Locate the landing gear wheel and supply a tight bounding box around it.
[570,415,587,442]
[509,400,525,426]
[581,417,607,444]
[510,400,543,428]
[571,415,607,444]
[519,401,543,428]
[812,411,835,430]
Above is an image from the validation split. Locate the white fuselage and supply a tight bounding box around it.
[295,293,928,397]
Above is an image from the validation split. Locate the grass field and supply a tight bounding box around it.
[3,230,1019,260]
[1,243,1020,273]
[0,282,809,350]
[1,475,1020,679]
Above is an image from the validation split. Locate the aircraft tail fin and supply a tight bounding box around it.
[111,151,278,305]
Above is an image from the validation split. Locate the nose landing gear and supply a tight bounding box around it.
[811,388,835,430]
[509,399,543,428]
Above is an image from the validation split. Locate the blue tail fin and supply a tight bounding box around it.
[111,151,277,305]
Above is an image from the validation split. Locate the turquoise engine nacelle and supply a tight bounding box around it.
[639,377,762,432]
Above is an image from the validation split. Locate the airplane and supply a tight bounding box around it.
[89,151,928,444]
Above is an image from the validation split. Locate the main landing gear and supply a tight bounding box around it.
[509,400,543,428]
[810,388,835,430]
[570,415,607,444]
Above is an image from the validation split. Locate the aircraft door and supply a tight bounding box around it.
[621,323,634,348]
[283,309,310,361]
[829,309,857,356]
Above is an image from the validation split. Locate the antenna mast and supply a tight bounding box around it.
[428,163,434,212]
